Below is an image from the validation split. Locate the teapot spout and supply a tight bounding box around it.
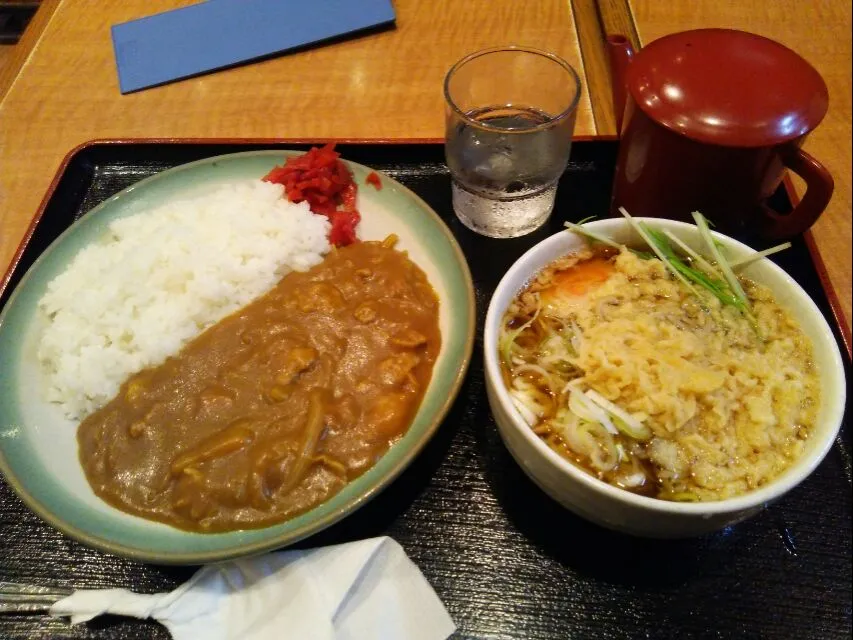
[606,34,635,134]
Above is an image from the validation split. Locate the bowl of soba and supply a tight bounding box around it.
[484,214,846,538]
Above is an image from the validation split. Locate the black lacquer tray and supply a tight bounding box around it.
[0,140,850,640]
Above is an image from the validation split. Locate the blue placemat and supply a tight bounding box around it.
[112,0,396,93]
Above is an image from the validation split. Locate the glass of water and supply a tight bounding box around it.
[444,46,581,237]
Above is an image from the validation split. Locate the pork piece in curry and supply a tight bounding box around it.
[78,238,440,532]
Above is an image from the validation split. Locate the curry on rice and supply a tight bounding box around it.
[78,238,441,532]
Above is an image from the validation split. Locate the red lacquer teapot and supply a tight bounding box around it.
[607,29,833,240]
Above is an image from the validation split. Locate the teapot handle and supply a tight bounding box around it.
[759,144,834,240]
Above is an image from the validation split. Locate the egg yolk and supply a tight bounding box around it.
[540,257,615,314]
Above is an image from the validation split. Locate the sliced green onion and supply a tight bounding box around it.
[581,421,620,471]
[584,389,652,441]
[691,211,750,309]
[513,363,559,397]
[564,219,654,259]
[569,387,602,422]
[621,472,647,487]
[565,209,766,329]
[510,391,538,426]
[729,242,792,270]
[617,207,701,295]
[499,297,541,365]
[662,230,720,277]
[568,388,619,435]
[668,255,747,312]
[563,220,623,250]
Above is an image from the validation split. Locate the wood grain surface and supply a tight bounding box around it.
[594,0,641,59]
[0,0,591,292]
[0,0,56,97]
[0,44,10,75]
[0,0,849,337]
[629,0,852,342]
[571,0,640,135]
[570,0,616,135]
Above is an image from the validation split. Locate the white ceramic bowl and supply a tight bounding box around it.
[484,218,846,538]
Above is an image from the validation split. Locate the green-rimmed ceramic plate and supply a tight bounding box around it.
[0,150,475,564]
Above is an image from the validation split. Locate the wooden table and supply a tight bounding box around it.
[1,0,850,345]
[629,0,852,348]
[579,0,852,346]
[0,0,593,276]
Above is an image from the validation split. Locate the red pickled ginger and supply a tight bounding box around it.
[263,144,360,247]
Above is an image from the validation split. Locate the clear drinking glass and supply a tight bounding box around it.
[444,46,581,238]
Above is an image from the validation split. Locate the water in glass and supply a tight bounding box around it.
[446,105,574,238]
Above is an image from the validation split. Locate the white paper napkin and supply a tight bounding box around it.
[50,536,456,640]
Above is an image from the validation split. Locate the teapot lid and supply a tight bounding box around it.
[626,29,828,147]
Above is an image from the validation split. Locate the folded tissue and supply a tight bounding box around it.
[51,537,455,640]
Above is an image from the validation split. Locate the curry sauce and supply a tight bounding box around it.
[78,239,440,532]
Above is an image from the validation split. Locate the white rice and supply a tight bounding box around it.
[37,179,332,420]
